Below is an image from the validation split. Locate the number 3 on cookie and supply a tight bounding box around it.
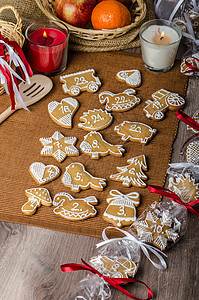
[117,205,126,216]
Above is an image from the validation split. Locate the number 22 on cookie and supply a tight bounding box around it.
[91,114,104,123]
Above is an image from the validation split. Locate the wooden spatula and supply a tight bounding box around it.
[0,74,53,124]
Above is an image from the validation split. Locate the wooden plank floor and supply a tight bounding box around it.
[0,52,199,300]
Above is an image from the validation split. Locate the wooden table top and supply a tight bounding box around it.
[1,48,199,300]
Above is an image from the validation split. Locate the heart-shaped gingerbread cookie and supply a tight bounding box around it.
[48,98,79,128]
[29,162,60,185]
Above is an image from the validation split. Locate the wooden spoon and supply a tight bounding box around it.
[0,74,53,124]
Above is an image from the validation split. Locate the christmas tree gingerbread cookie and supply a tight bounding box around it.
[21,188,52,215]
[99,89,140,112]
[103,190,140,228]
[62,162,106,192]
[40,131,79,163]
[110,155,148,188]
[48,98,79,128]
[53,192,98,221]
[80,131,125,159]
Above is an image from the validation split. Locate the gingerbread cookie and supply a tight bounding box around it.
[185,140,199,164]
[40,131,79,163]
[132,206,179,251]
[60,69,101,96]
[80,131,125,159]
[187,110,199,133]
[53,192,98,221]
[114,121,157,145]
[29,162,60,185]
[168,174,199,203]
[48,98,79,128]
[116,70,141,88]
[143,89,185,121]
[110,155,148,188]
[62,162,106,192]
[78,109,113,131]
[103,190,140,228]
[180,53,199,76]
[21,188,52,215]
[99,89,140,112]
[90,256,137,278]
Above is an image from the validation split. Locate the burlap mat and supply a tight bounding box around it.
[0,52,188,238]
[0,0,155,51]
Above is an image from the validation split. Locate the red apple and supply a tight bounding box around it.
[55,0,96,28]
[97,0,131,7]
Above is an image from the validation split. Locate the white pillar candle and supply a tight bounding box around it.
[139,20,182,72]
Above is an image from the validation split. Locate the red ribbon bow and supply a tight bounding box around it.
[148,185,199,218]
[61,259,153,300]
[184,56,199,73]
[176,110,199,131]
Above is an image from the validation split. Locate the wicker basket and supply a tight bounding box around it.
[0,5,25,95]
[35,0,147,40]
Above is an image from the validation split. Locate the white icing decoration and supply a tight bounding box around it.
[29,162,60,185]
[80,131,125,158]
[116,70,141,87]
[62,162,106,192]
[78,109,113,131]
[114,121,157,144]
[40,131,79,163]
[48,98,79,128]
[60,69,101,95]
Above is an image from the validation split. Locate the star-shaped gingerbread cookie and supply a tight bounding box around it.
[40,131,79,163]
[132,210,179,251]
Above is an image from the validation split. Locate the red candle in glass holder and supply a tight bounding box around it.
[26,21,69,76]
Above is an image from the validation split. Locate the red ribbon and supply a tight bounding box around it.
[184,57,199,73]
[61,259,153,300]
[148,185,199,218]
[176,110,199,131]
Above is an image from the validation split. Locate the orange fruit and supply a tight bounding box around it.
[91,0,131,30]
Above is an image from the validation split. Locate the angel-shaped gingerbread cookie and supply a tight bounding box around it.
[103,190,140,228]
[62,162,106,192]
[80,131,125,159]
[53,192,98,221]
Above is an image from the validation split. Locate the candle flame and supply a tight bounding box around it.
[160,31,164,39]
[43,31,47,38]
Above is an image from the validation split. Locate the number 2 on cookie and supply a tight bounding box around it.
[71,202,81,211]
